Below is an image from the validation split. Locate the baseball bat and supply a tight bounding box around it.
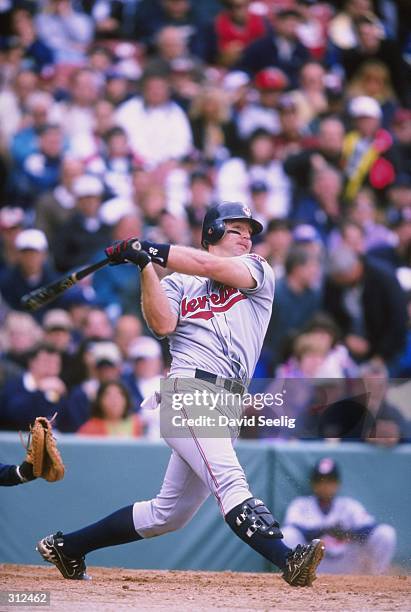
[21,257,110,312]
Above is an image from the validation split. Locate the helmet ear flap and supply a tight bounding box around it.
[202,219,226,247]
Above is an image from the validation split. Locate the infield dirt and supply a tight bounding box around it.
[0,564,409,611]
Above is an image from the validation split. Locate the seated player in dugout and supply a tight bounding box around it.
[37,202,324,586]
[282,458,396,574]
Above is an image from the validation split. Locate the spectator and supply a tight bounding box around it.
[59,68,102,140]
[114,315,143,364]
[272,94,317,162]
[346,59,398,128]
[122,336,164,439]
[115,73,193,167]
[77,381,142,437]
[84,126,137,199]
[199,0,268,67]
[323,246,408,366]
[341,14,411,106]
[145,25,203,78]
[53,174,111,273]
[59,340,122,432]
[0,342,67,431]
[368,206,411,271]
[390,108,411,170]
[254,218,293,280]
[284,115,345,196]
[42,308,77,387]
[236,7,309,88]
[282,457,397,574]
[216,128,291,219]
[0,310,43,375]
[0,206,25,272]
[92,213,143,318]
[338,188,396,251]
[9,123,65,208]
[68,98,115,161]
[189,85,242,164]
[10,91,62,166]
[10,6,54,72]
[132,0,201,53]
[35,0,94,65]
[237,67,288,140]
[263,245,322,370]
[79,0,125,40]
[0,69,38,151]
[35,156,84,247]
[290,61,329,128]
[328,0,379,50]
[122,336,164,410]
[0,229,58,319]
[291,165,344,245]
[343,95,403,203]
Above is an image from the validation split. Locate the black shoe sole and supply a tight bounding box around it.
[306,539,325,586]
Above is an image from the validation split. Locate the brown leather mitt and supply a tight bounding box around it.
[26,416,65,482]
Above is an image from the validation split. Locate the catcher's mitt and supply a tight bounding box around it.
[25,415,65,482]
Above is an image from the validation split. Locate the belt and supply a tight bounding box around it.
[195,369,246,396]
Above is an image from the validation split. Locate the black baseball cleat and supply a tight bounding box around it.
[282,539,325,587]
[36,532,90,580]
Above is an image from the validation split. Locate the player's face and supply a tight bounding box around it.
[312,479,340,503]
[212,220,253,257]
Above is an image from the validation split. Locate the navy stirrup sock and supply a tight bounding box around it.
[225,499,291,571]
[62,505,142,558]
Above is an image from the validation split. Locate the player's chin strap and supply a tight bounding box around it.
[225,497,288,568]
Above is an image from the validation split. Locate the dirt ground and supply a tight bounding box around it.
[0,564,409,611]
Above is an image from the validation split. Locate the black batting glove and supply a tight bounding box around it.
[105,238,151,271]
[18,461,36,482]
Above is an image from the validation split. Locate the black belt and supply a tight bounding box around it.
[195,369,246,396]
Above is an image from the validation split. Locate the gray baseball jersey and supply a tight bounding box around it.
[161,253,275,382]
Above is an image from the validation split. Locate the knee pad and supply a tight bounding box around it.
[226,497,283,540]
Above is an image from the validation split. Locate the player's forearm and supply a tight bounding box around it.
[167,245,255,288]
[140,264,177,336]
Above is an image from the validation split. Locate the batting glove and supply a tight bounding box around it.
[105,238,151,271]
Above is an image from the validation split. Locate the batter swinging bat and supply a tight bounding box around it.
[21,257,109,312]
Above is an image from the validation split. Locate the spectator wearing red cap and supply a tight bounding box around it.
[237,67,288,140]
[236,7,309,88]
[197,0,268,67]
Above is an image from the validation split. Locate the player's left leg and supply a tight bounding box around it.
[36,450,210,579]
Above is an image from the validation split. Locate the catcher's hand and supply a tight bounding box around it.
[105,238,151,270]
[25,416,65,482]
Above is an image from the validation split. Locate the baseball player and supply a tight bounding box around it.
[282,458,397,574]
[37,203,324,586]
[0,461,35,486]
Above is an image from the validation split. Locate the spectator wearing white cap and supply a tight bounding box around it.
[53,174,112,273]
[59,339,124,433]
[123,336,164,439]
[123,336,163,406]
[343,95,403,202]
[0,229,58,319]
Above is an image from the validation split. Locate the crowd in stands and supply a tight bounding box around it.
[0,0,410,443]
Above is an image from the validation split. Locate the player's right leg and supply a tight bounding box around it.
[36,451,209,579]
